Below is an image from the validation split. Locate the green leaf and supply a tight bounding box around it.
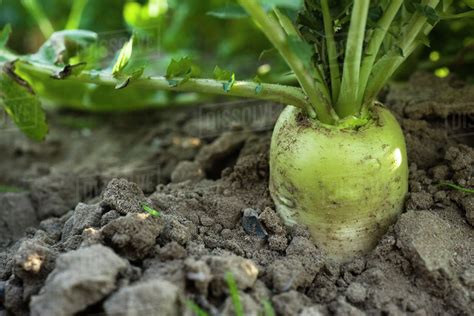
[166,57,200,86]
[404,0,418,13]
[207,5,248,19]
[114,67,144,90]
[0,64,48,141]
[258,0,303,10]
[0,24,12,49]
[253,75,263,94]
[416,33,431,47]
[142,204,160,217]
[439,11,474,19]
[442,0,454,12]
[112,35,134,78]
[30,30,98,65]
[464,0,474,9]
[287,35,313,62]
[414,4,439,26]
[213,66,235,92]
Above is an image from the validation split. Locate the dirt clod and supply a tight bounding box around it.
[271,290,311,315]
[101,213,163,261]
[29,245,128,316]
[101,178,148,215]
[0,193,38,249]
[171,161,204,183]
[103,279,182,316]
[207,255,258,295]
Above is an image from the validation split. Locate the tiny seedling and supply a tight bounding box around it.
[142,204,160,217]
[185,300,209,316]
[225,272,244,316]
[1,0,473,261]
[437,182,474,194]
[186,272,275,316]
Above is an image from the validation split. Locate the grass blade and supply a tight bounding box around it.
[225,272,243,316]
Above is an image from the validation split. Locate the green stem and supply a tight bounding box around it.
[321,0,341,103]
[336,0,370,118]
[357,0,403,108]
[6,60,311,111]
[66,0,89,30]
[237,0,337,124]
[363,0,440,105]
[21,0,54,38]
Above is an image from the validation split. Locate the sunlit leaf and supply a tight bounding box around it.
[0,65,48,141]
[0,24,12,49]
[112,36,134,78]
[29,30,98,65]
[214,65,236,92]
[464,0,474,9]
[166,57,200,86]
[414,3,439,26]
[259,0,303,10]
[207,5,248,19]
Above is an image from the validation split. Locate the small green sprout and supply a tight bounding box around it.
[142,204,160,217]
[437,182,474,194]
[185,300,209,316]
[262,299,275,316]
[225,272,244,316]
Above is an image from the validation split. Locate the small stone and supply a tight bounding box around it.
[343,258,366,275]
[207,256,258,295]
[161,215,195,246]
[331,296,365,316]
[100,210,121,227]
[286,236,317,257]
[268,258,311,292]
[433,190,447,203]
[30,174,85,219]
[103,279,182,316]
[30,245,128,316]
[430,165,449,181]
[299,305,326,316]
[171,161,204,183]
[195,132,248,173]
[101,213,163,261]
[395,210,454,273]
[38,217,65,242]
[0,193,38,246]
[185,258,212,295]
[101,178,147,215]
[461,196,474,226]
[159,241,186,261]
[268,235,288,252]
[271,290,311,316]
[259,207,285,235]
[62,203,102,240]
[345,282,367,303]
[242,208,268,239]
[460,269,474,287]
[406,192,434,210]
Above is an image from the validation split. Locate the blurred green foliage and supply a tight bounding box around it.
[1,0,473,83]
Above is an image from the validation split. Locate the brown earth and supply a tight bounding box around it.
[0,72,473,315]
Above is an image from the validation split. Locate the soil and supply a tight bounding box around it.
[0,72,473,316]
